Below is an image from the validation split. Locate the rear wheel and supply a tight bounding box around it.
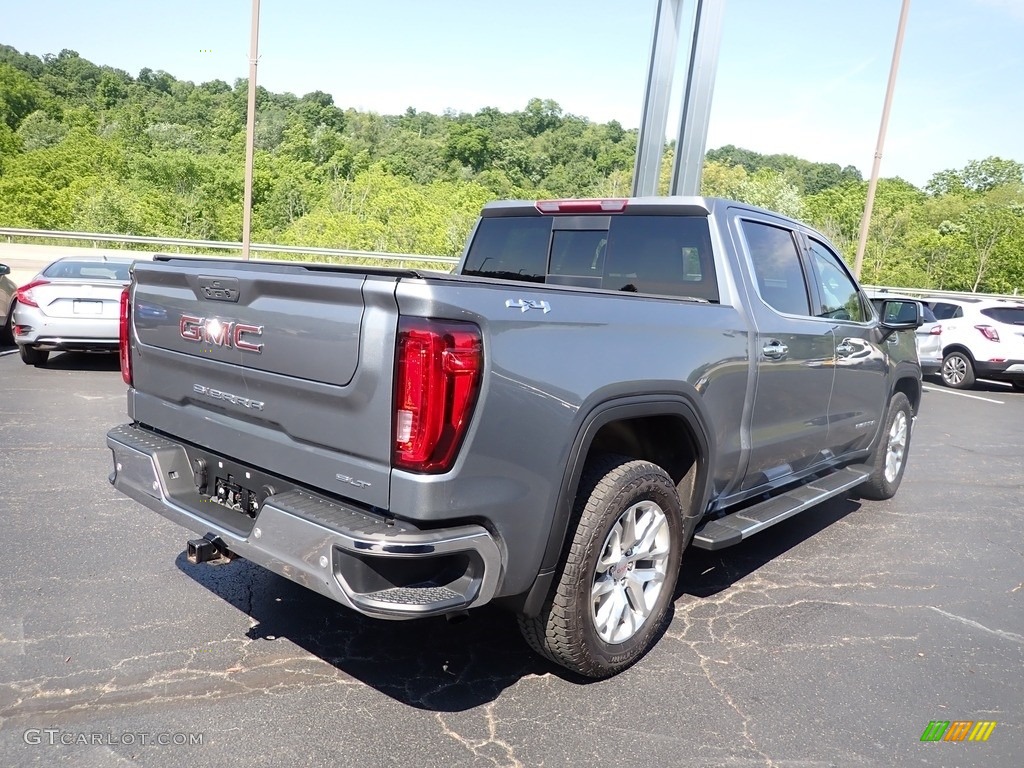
[1011,381,1024,393]
[517,454,684,678]
[19,345,49,367]
[858,392,912,501]
[940,351,975,389]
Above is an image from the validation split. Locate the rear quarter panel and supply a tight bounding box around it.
[391,277,750,595]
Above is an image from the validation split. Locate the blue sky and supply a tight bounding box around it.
[3,0,1023,187]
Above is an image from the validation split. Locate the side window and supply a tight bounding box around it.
[930,302,962,320]
[808,240,866,322]
[741,220,810,315]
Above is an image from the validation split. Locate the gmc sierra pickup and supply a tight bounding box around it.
[107,197,924,678]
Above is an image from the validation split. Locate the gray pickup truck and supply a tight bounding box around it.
[107,197,923,678]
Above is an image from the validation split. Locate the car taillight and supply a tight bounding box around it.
[393,318,482,473]
[536,198,628,214]
[119,286,132,385]
[929,324,942,335]
[15,279,50,308]
[975,324,1000,342]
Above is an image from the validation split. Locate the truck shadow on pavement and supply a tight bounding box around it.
[176,552,541,710]
[677,495,863,599]
[174,495,863,709]
[29,351,121,371]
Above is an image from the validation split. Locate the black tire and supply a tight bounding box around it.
[19,345,49,367]
[0,304,13,346]
[857,392,913,501]
[517,454,684,678]
[940,350,975,389]
[1011,381,1024,393]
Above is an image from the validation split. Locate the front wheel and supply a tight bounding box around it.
[517,454,684,678]
[857,392,913,501]
[19,345,49,367]
[941,351,975,389]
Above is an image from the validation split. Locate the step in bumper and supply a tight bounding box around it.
[106,424,502,619]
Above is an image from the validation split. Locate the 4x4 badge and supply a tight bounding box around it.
[505,298,551,314]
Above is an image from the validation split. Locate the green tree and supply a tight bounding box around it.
[926,156,1024,196]
[15,109,67,151]
[0,62,44,129]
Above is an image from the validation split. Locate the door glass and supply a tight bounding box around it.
[808,240,866,322]
[741,220,810,315]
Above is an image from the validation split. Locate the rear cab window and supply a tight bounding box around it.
[43,261,132,281]
[462,213,719,302]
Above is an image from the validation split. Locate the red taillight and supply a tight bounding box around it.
[536,198,628,214]
[393,318,482,473]
[929,324,942,335]
[119,286,132,385]
[975,324,1000,342]
[15,279,50,308]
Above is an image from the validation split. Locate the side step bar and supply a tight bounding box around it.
[692,467,869,550]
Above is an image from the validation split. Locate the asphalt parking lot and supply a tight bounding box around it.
[0,349,1021,767]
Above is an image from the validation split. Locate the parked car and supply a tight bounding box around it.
[867,292,942,375]
[0,263,16,344]
[12,255,139,366]
[924,297,1024,390]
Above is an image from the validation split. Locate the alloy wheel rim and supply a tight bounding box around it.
[591,499,670,644]
[884,410,908,483]
[943,356,966,385]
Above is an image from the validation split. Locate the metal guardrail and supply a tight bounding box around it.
[863,285,1021,302]
[0,227,459,266]
[2,228,1018,299]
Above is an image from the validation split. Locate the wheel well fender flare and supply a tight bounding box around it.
[539,386,716,577]
[941,344,975,362]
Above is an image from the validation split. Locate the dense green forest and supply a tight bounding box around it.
[1,45,1023,292]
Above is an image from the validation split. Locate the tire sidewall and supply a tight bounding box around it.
[569,464,683,673]
[873,393,913,498]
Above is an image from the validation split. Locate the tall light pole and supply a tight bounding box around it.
[853,0,911,280]
[241,0,261,260]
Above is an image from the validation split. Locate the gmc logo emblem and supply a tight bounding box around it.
[180,314,264,353]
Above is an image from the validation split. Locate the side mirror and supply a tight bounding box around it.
[878,299,923,331]
[0,264,10,277]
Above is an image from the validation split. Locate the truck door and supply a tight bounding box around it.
[804,237,888,456]
[736,216,835,492]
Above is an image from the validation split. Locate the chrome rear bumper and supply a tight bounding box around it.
[106,424,502,618]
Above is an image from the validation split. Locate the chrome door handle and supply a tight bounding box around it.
[762,341,788,360]
[836,341,855,357]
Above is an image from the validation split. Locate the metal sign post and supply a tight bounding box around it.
[241,0,261,260]
[633,0,726,197]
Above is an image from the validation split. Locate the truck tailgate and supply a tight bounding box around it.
[127,258,400,508]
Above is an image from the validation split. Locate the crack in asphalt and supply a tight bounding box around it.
[0,641,356,721]
[927,606,1024,646]
[435,704,525,768]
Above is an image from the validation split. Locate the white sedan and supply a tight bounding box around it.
[12,256,139,367]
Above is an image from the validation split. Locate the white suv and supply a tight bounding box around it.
[926,298,1024,391]
[868,292,942,375]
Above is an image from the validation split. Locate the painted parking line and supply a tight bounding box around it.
[922,385,1004,405]
[0,349,19,357]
